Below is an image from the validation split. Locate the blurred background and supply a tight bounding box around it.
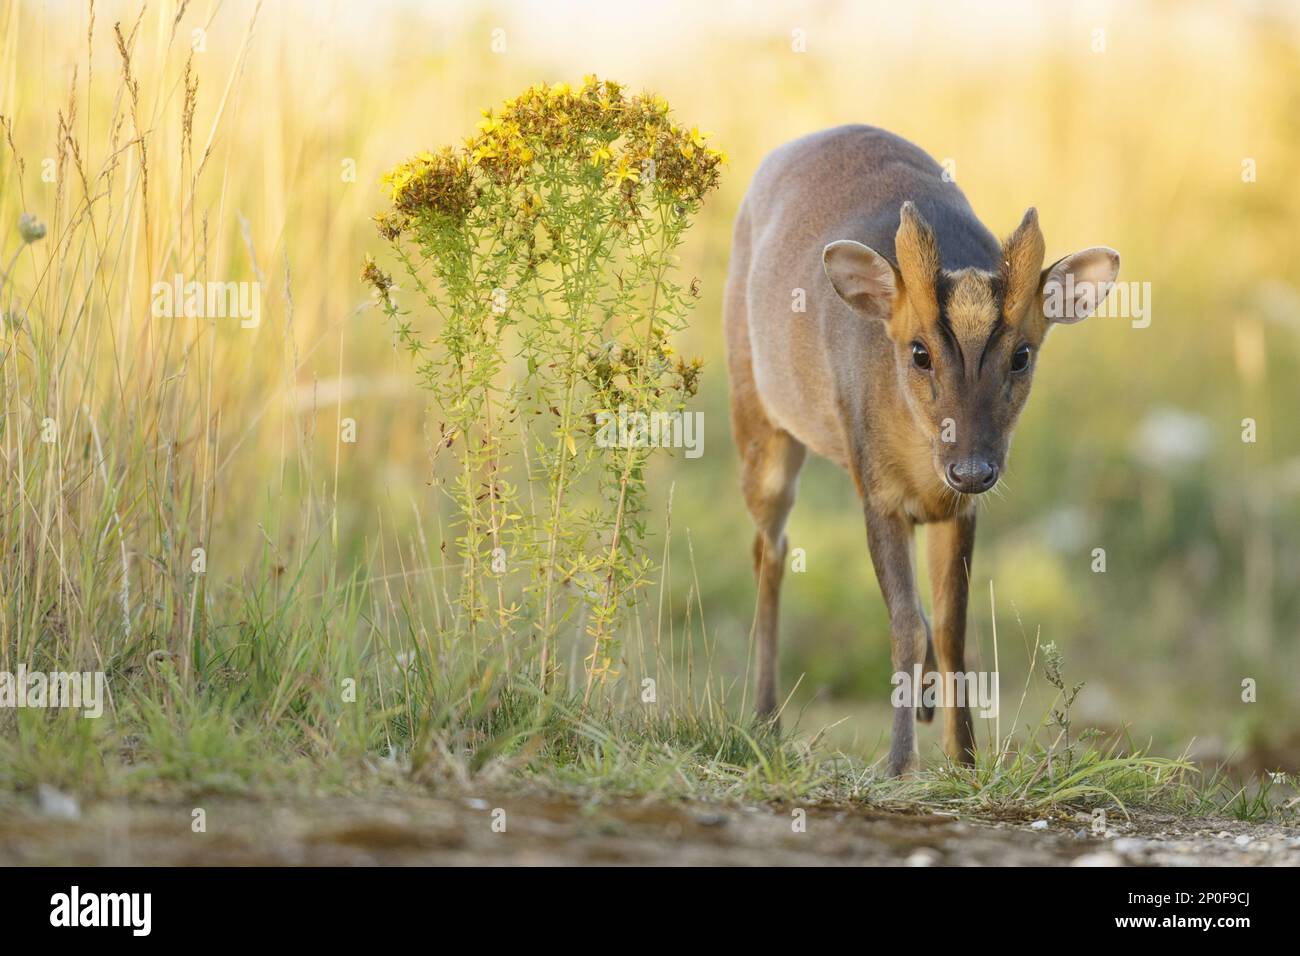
[4,0,1298,769]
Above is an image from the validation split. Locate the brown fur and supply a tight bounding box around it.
[725,125,1119,775]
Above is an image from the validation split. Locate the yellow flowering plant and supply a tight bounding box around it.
[366,77,722,700]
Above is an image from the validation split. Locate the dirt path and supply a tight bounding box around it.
[3,792,1298,865]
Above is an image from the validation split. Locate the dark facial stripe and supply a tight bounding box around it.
[989,271,1008,314]
[933,273,966,374]
[979,272,1011,373]
[978,319,1006,374]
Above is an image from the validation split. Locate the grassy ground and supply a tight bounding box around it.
[2,1,1299,863]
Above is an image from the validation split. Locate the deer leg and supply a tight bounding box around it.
[863,505,926,777]
[918,608,937,725]
[927,512,977,763]
[740,426,806,720]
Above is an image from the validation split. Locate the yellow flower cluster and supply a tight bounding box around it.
[379,146,475,224]
[378,76,725,232]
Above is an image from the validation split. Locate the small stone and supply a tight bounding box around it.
[691,811,728,828]
[1112,837,1147,855]
[905,848,939,867]
[37,784,79,820]
[1233,834,1252,847]
[1029,819,1049,830]
[1072,851,1123,867]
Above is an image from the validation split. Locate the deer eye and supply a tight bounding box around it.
[911,341,931,371]
[1011,343,1032,373]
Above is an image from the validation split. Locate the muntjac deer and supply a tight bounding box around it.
[725,125,1119,776]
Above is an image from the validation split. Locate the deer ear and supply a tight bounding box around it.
[1001,207,1046,324]
[1041,247,1121,324]
[823,240,897,321]
[894,201,940,319]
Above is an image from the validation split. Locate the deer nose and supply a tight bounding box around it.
[945,459,999,494]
